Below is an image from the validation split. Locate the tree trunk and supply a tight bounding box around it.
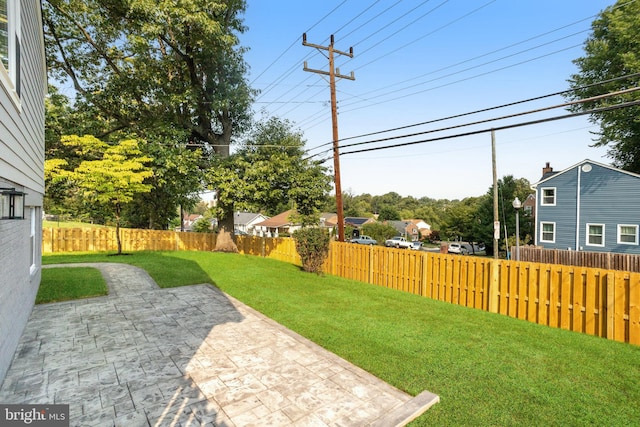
[115,203,122,255]
[214,207,237,252]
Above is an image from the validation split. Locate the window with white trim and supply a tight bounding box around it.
[617,224,639,245]
[0,0,8,70]
[540,222,555,243]
[587,224,605,247]
[540,188,556,206]
[0,0,20,101]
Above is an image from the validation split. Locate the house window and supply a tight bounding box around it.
[540,222,555,243]
[587,224,605,247]
[0,0,8,70]
[0,0,20,102]
[618,224,639,245]
[540,188,556,206]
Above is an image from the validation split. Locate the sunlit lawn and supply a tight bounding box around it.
[43,251,640,426]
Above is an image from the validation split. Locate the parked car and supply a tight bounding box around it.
[448,242,468,255]
[409,241,423,250]
[385,236,412,249]
[350,235,377,245]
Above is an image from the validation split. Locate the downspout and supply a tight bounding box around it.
[575,166,581,251]
[534,188,538,246]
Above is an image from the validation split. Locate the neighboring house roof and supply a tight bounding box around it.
[254,209,297,228]
[344,217,374,227]
[539,161,559,181]
[234,211,268,226]
[387,220,412,234]
[320,212,338,227]
[407,219,431,230]
[532,159,640,187]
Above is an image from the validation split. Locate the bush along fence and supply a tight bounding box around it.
[42,228,640,345]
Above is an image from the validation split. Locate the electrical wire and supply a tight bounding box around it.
[339,99,640,157]
[337,86,640,152]
[250,0,349,86]
[262,2,635,132]
[305,72,640,153]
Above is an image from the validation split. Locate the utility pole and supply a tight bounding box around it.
[492,129,499,259]
[302,33,354,242]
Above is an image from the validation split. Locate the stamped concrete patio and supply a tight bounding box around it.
[0,263,438,426]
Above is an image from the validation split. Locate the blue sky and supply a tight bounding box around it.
[239,0,616,200]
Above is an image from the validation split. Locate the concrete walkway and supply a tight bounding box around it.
[0,263,438,426]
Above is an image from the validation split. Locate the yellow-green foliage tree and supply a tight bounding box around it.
[47,135,154,254]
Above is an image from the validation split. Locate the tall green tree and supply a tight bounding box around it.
[47,136,154,254]
[440,197,480,242]
[124,141,204,229]
[567,1,640,172]
[207,117,332,224]
[43,0,254,231]
[360,222,398,244]
[377,206,401,221]
[472,176,534,255]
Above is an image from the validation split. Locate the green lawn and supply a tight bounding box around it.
[38,267,108,303]
[42,251,640,426]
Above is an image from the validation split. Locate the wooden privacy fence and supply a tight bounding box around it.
[518,246,640,273]
[327,242,640,346]
[42,228,300,264]
[42,227,217,253]
[42,229,640,345]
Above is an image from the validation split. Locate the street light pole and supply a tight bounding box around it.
[512,197,521,261]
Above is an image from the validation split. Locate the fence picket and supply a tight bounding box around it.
[584,269,597,336]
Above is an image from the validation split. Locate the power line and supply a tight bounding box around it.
[305,72,640,154]
[270,3,632,133]
[338,86,640,151]
[345,0,496,72]
[339,99,640,156]
[250,0,349,86]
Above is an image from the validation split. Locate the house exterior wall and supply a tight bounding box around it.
[535,161,640,254]
[234,213,268,235]
[0,0,46,384]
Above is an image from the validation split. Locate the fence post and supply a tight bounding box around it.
[488,259,500,313]
[369,245,374,285]
[420,252,428,297]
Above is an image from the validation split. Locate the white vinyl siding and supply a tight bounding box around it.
[617,224,639,245]
[540,222,555,243]
[586,223,605,247]
[541,187,556,206]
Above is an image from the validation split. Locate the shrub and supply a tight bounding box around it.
[293,227,331,274]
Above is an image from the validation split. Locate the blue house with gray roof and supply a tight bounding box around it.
[531,160,640,254]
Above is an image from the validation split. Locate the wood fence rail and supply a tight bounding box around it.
[42,228,640,345]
